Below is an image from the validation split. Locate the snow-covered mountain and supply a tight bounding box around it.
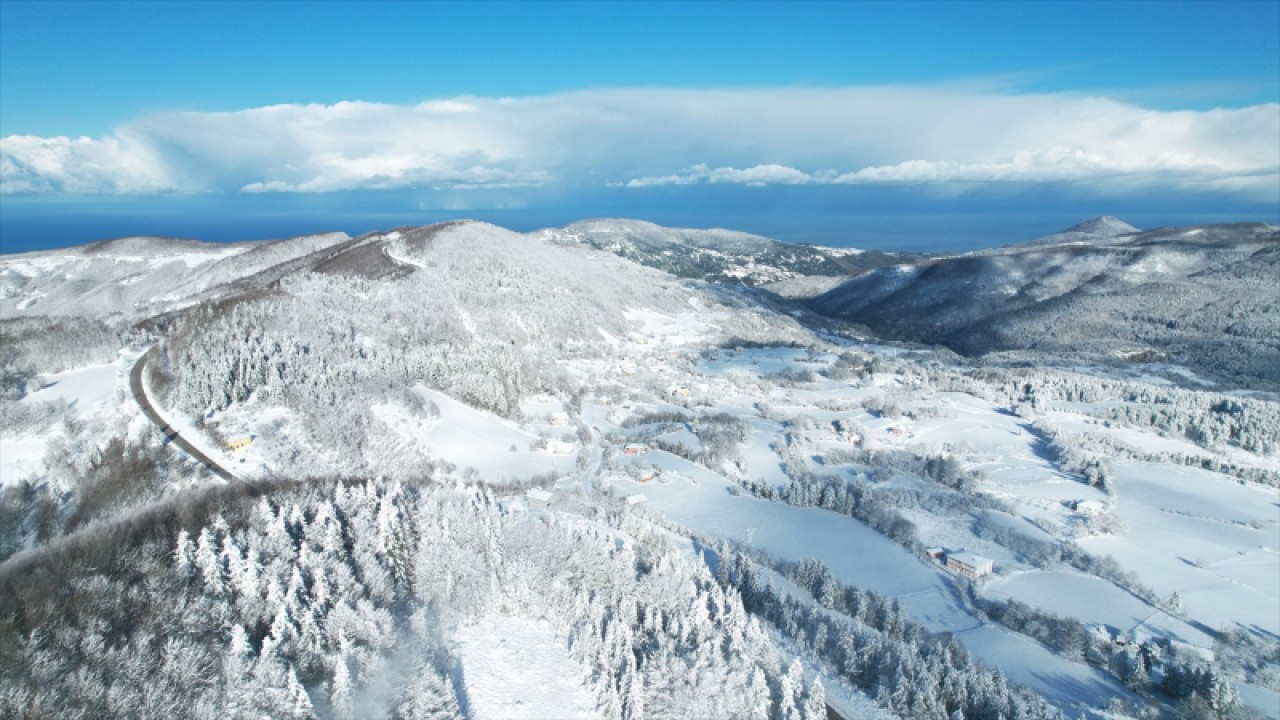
[150,221,813,475]
[0,232,350,318]
[534,218,907,286]
[1021,215,1140,248]
[2,218,1278,720]
[809,221,1280,387]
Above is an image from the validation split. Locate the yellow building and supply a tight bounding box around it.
[225,435,253,452]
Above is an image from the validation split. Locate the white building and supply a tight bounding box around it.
[946,552,994,580]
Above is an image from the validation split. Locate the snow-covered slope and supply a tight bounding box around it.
[0,237,250,317]
[0,232,350,319]
[158,221,812,475]
[534,218,904,286]
[809,221,1280,386]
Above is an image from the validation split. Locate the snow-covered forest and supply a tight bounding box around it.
[1,219,1277,719]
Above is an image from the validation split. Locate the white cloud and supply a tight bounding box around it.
[624,163,818,187]
[0,133,176,193]
[2,88,1276,197]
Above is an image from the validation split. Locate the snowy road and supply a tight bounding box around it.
[130,347,236,482]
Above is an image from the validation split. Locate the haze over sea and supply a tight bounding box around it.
[3,194,1274,255]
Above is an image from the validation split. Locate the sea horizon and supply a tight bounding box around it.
[3,203,1276,256]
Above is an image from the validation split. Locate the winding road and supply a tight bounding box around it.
[130,347,236,481]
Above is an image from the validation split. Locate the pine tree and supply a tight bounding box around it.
[802,677,826,720]
[780,659,805,720]
[174,529,195,581]
[195,527,226,596]
[330,653,354,720]
[284,666,316,719]
[746,666,772,719]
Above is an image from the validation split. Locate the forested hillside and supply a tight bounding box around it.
[809,222,1280,388]
[537,219,908,286]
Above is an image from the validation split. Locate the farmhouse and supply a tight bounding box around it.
[623,443,649,456]
[224,435,253,452]
[624,493,648,506]
[549,412,569,427]
[946,552,994,580]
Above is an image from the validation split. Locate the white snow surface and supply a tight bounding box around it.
[450,615,597,720]
[380,387,577,482]
[1077,461,1280,635]
[985,571,1213,646]
[23,361,121,417]
[1,359,128,488]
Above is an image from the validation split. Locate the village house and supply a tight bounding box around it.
[224,434,253,452]
[526,488,554,508]
[623,443,649,456]
[946,552,994,580]
[549,412,569,427]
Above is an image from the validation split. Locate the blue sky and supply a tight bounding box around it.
[2,1,1278,252]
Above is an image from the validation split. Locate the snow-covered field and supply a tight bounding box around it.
[1077,461,1279,635]
[399,388,577,481]
[985,571,1214,646]
[571,340,1277,716]
[610,452,1132,713]
[450,615,597,720]
[1,359,128,488]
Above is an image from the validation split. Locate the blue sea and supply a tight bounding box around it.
[2,189,1274,255]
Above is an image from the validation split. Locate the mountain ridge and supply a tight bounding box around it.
[808,221,1280,387]
[534,218,908,285]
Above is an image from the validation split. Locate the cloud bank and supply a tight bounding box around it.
[2,88,1277,198]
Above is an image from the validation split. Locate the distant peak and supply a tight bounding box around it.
[1062,216,1139,236]
[565,218,665,233]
